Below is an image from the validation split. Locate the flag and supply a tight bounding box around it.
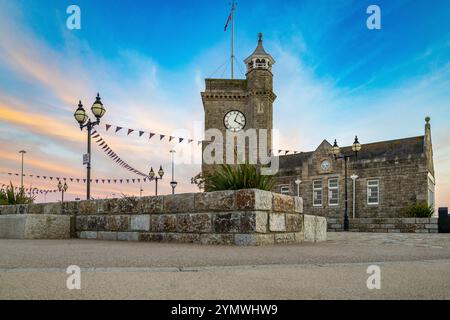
[224,2,234,31]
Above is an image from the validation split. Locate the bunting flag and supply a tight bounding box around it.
[115,126,122,133]
[139,131,145,137]
[105,124,112,131]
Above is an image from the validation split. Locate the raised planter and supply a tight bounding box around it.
[0,189,327,245]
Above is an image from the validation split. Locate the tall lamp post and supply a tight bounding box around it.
[19,150,26,189]
[149,166,164,195]
[332,136,362,231]
[73,93,106,200]
[57,180,68,203]
[169,150,177,194]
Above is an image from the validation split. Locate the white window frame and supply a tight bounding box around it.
[280,185,290,195]
[313,180,323,207]
[367,179,380,205]
[328,178,339,206]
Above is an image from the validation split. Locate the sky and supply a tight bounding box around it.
[0,0,449,206]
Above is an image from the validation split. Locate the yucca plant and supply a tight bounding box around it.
[400,202,434,218]
[204,164,275,191]
[0,182,34,205]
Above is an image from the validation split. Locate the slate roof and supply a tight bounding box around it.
[279,136,425,169]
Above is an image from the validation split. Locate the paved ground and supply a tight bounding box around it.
[1,233,450,299]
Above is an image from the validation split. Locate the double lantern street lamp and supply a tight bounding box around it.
[149,165,164,196]
[74,93,106,200]
[331,136,362,232]
[57,180,68,203]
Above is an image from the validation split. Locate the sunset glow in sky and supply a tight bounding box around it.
[0,0,449,206]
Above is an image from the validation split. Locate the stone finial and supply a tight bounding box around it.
[258,32,263,42]
[425,116,431,129]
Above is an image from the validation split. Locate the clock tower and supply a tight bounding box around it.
[201,33,276,176]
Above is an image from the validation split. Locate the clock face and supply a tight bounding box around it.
[321,160,331,171]
[224,110,246,132]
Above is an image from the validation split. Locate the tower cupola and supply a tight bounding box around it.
[244,33,275,73]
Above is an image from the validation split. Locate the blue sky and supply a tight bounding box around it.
[0,0,449,204]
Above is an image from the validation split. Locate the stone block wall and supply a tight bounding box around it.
[327,217,438,233]
[0,189,328,245]
[0,214,71,239]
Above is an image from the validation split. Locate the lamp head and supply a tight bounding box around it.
[332,139,340,157]
[158,165,164,178]
[74,101,88,125]
[149,167,155,179]
[91,93,106,119]
[352,136,362,153]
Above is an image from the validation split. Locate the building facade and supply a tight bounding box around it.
[201,34,435,218]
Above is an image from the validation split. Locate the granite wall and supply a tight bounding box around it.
[0,189,327,245]
[327,217,438,233]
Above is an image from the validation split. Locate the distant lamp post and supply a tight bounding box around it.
[294,178,302,197]
[149,165,164,195]
[169,150,177,194]
[58,180,68,203]
[332,136,362,231]
[74,93,106,200]
[19,150,26,189]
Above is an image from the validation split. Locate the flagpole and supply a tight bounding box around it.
[231,0,235,79]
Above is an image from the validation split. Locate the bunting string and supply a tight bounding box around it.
[103,123,301,155]
[0,172,150,185]
[0,182,58,194]
[90,130,149,178]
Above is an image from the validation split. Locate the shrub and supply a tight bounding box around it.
[204,164,275,192]
[0,182,35,205]
[400,202,434,218]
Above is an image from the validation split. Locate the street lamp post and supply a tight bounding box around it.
[58,180,68,203]
[294,178,302,197]
[332,136,362,231]
[19,150,26,189]
[74,93,106,200]
[149,165,164,195]
[169,150,177,194]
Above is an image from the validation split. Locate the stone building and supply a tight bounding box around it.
[275,122,435,218]
[201,34,435,219]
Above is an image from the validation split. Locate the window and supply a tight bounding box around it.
[313,180,323,206]
[280,186,290,195]
[367,180,379,205]
[328,178,339,206]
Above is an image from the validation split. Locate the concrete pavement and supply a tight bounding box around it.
[1,233,450,299]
